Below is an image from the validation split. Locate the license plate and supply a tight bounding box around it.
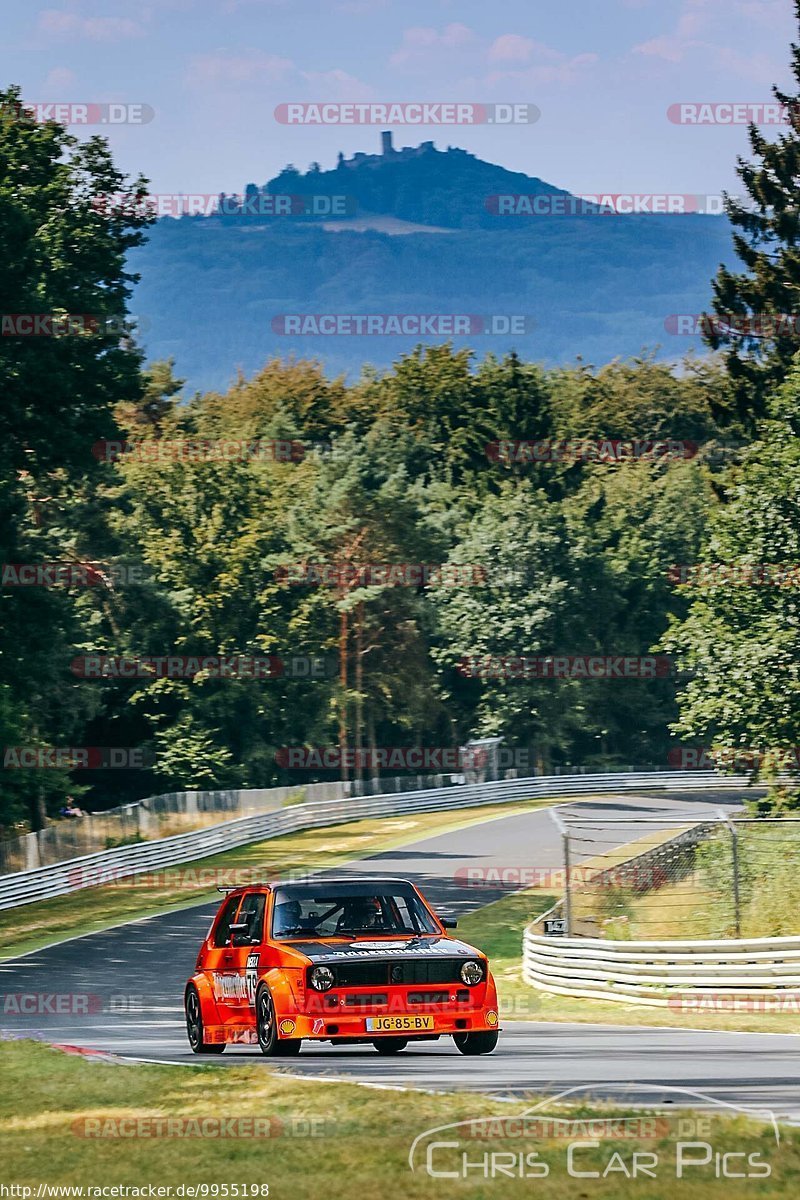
[365,1015,434,1033]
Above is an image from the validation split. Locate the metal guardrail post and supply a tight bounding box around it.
[563,831,572,936]
[731,821,742,939]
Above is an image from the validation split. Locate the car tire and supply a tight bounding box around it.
[274,1037,302,1056]
[453,1029,499,1056]
[372,1038,408,1054]
[256,983,302,1057]
[185,985,225,1054]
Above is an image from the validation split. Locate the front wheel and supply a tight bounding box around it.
[185,985,225,1055]
[256,984,302,1057]
[453,1029,499,1056]
[372,1038,408,1055]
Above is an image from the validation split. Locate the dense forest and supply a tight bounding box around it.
[4,0,800,837]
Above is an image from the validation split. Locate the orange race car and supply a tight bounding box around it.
[184,877,500,1057]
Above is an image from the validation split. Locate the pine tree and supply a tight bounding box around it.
[705,0,800,427]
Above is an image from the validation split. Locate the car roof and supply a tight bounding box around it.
[276,876,415,886]
[218,876,417,896]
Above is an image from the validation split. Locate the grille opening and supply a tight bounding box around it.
[326,1024,339,1035]
[329,959,465,988]
[454,1019,468,1029]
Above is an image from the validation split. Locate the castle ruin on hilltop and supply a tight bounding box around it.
[336,130,471,170]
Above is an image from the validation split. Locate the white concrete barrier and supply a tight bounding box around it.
[523,928,800,1005]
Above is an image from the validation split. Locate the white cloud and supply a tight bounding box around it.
[488,34,540,65]
[186,51,376,101]
[37,10,145,41]
[485,39,599,88]
[188,50,296,85]
[390,24,477,67]
[634,0,792,71]
[301,68,374,100]
[43,66,77,90]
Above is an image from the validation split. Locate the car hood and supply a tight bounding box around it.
[287,936,482,964]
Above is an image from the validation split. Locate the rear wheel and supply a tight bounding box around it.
[185,985,225,1055]
[372,1038,408,1055]
[256,984,302,1057]
[453,1029,499,1056]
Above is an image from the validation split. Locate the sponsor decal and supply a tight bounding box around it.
[212,974,249,1002]
[245,953,260,1006]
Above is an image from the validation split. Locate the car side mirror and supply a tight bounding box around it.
[441,917,458,929]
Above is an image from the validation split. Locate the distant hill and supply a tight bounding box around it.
[250,133,572,231]
[130,135,733,392]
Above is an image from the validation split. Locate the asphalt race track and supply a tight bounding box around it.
[4,788,800,1120]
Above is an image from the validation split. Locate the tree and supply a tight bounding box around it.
[704,1,800,426]
[663,360,800,773]
[0,86,152,828]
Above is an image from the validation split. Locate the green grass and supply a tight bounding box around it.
[459,888,800,1035]
[0,798,552,960]
[587,825,800,941]
[0,1039,795,1198]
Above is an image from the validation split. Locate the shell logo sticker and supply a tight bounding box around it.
[279,1019,296,1036]
[486,1010,499,1027]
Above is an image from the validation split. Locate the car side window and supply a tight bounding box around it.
[232,892,266,946]
[212,894,241,948]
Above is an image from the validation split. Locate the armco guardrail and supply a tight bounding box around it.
[0,775,456,874]
[0,770,750,911]
[522,928,800,1006]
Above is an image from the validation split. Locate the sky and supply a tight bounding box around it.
[0,0,797,199]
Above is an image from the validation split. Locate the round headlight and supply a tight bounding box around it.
[460,960,484,986]
[310,965,335,992]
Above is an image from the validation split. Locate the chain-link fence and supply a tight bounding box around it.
[544,812,800,940]
[0,786,313,874]
[0,772,473,874]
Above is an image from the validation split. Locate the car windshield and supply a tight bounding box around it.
[271,886,440,939]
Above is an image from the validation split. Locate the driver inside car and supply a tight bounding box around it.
[336,896,386,932]
[273,898,303,936]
